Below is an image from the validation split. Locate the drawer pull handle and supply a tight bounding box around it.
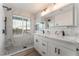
[58,49,60,54]
[42,51,46,54]
[55,48,57,53]
[36,39,38,42]
[42,43,46,46]
[76,48,79,51]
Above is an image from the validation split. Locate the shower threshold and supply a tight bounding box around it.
[6,46,34,56]
[5,46,41,56]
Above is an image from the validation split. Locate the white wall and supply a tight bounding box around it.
[0,3,5,55]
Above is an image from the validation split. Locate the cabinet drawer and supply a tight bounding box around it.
[34,35,39,39]
[34,37,42,44]
[34,38,39,45]
[40,49,48,56]
[41,41,47,50]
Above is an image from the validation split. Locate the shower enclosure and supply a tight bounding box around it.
[2,4,34,55]
[0,3,5,55]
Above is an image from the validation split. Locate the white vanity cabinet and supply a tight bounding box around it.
[40,39,48,56]
[34,34,48,56]
[55,4,74,26]
[34,35,42,54]
[48,45,76,56]
[57,46,76,56]
[47,38,77,56]
[48,43,58,56]
[34,34,79,56]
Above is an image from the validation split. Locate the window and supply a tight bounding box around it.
[12,15,31,34]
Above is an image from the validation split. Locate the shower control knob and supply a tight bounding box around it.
[2,29,5,34]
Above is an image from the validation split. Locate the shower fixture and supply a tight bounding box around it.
[3,5,12,11]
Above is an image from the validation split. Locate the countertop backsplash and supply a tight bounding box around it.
[35,26,79,37]
[50,26,79,37]
[63,26,79,37]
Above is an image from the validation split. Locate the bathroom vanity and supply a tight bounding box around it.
[34,4,79,56]
[34,33,79,56]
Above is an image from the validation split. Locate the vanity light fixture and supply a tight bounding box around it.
[41,7,48,16]
[41,3,56,16]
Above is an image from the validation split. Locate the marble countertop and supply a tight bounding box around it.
[35,33,79,44]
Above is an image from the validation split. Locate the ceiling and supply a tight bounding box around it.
[3,3,53,15]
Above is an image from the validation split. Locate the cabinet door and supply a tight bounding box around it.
[34,35,42,54]
[34,38,39,51]
[55,4,73,26]
[40,48,48,56]
[48,43,58,56]
[57,47,76,56]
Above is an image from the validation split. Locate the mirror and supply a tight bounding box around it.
[35,16,55,32]
[42,16,55,29]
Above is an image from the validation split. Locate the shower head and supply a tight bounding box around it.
[3,5,12,11]
[7,8,12,11]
